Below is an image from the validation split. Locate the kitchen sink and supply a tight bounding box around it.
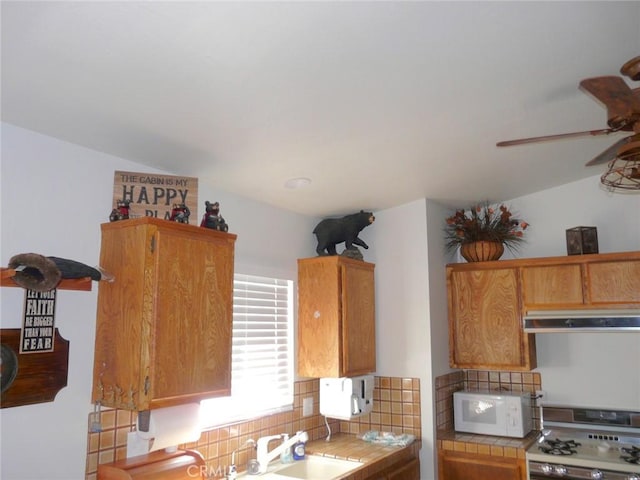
[256,455,363,480]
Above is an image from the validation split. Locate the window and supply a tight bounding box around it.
[200,273,294,427]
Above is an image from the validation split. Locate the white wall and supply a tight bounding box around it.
[509,176,640,409]
[367,199,453,480]
[0,123,318,480]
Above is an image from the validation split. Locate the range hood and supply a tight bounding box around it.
[523,309,640,332]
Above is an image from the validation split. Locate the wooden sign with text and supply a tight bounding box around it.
[113,171,199,222]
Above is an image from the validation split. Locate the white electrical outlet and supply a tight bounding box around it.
[302,397,313,417]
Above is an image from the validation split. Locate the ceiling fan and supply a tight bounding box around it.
[497,56,640,168]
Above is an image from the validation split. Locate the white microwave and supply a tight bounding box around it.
[453,390,532,438]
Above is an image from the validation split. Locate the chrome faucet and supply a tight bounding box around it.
[255,430,309,474]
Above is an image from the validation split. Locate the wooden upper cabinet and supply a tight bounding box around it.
[297,256,375,378]
[92,218,236,410]
[521,264,584,308]
[521,252,640,310]
[447,251,639,371]
[587,257,640,305]
[447,265,536,371]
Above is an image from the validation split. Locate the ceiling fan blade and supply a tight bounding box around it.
[496,128,615,147]
[621,56,640,81]
[579,76,640,130]
[585,136,631,166]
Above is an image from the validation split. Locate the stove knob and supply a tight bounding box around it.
[540,464,554,475]
[554,465,567,476]
[627,475,640,480]
[591,470,604,480]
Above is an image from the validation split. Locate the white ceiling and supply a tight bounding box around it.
[2,1,639,217]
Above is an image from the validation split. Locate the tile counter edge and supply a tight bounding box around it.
[306,432,421,480]
[437,428,538,460]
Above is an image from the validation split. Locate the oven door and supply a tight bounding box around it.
[527,460,631,480]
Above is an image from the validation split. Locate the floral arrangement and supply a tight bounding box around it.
[445,202,529,253]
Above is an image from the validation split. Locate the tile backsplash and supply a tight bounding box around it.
[85,376,420,479]
[435,370,542,431]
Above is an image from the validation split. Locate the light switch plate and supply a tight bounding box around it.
[302,397,313,417]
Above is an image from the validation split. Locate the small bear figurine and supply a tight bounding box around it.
[313,210,375,256]
[200,201,229,232]
[109,199,131,222]
[169,203,190,223]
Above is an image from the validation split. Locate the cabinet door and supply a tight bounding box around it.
[341,261,375,377]
[521,264,584,308]
[586,259,640,305]
[386,457,420,480]
[92,218,235,410]
[297,257,375,378]
[448,267,535,370]
[93,222,150,408]
[150,226,234,408]
[438,451,525,480]
[297,258,342,377]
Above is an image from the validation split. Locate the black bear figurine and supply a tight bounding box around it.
[169,203,190,223]
[313,210,375,256]
[200,201,229,232]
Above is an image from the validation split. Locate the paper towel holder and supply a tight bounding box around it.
[319,375,374,421]
[138,410,151,432]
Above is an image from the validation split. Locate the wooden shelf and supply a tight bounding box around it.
[0,268,92,291]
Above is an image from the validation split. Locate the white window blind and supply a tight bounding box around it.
[200,273,294,427]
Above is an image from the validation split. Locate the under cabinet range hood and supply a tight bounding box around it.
[523,309,640,332]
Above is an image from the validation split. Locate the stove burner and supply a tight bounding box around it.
[621,445,640,464]
[538,438,581,456]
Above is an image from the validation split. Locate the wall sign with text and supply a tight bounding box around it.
[113,170,199,222]
[20,289,56,353]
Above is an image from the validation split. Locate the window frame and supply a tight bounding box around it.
[200,272,295,428]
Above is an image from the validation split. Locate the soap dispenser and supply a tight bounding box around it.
[292,432,306,460]
[280,434,294,464]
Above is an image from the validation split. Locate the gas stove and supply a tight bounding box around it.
[526,405,640,480]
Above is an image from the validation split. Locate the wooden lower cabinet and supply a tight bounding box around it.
[386,457,420,480]
[438,450,526,480]
[365,457,420,480]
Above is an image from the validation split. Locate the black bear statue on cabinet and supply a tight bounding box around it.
[313,210,375,257]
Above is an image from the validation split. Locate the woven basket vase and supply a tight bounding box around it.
[460,241,505,262]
